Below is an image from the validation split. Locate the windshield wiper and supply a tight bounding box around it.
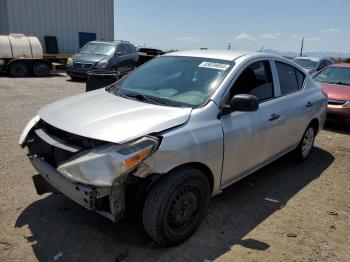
[118,91,166,105]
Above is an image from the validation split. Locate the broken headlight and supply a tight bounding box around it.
[57,136,159,186]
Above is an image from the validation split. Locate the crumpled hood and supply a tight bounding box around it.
[38,89,192,144]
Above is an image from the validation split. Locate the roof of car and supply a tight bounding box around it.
[90,40,131,44]
[164,49,278,61]
[293,57,327,62]
[330,63,350,68]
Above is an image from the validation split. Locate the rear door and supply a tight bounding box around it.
[270,60,310,150]
[220,59,283,186]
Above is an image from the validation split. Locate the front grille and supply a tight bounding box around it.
[26,121,109,167]
[73,62,93,69]
[328,99,346,105]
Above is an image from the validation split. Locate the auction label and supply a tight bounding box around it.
[199,62,230,70]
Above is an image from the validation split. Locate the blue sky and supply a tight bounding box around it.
[114,0,349,53]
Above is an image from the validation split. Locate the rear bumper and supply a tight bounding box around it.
[327,106,350,125]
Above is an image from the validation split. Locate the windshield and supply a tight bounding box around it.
[293,59,317,70]
[113,56,233,107]
[314,66,350,86]
[80,42,116,56]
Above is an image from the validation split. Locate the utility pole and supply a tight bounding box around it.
[300,37,304,57]
[228,42,231,50]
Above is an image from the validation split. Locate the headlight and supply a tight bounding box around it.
[0,59,5,66]
[57,136,159,186]
[66,57,73,66]
[95,60,108,69]
[343,101,350,108]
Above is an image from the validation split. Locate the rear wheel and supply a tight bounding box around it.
[9,62,29,77]
[33,61,51,77]
[293,124,316,161]
[142,168,210,246]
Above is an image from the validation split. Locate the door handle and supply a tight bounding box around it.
[306,101,314,108]
[269,113,280,121]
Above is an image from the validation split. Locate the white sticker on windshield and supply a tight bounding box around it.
[199,62,230,70]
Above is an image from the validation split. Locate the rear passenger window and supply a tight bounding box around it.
[295,69,305,89]
[230,61,274,102]
[276,62,304,95]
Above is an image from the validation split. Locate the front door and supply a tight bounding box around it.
[220,60,282,186]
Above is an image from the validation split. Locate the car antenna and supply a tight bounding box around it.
[258,46,264,52]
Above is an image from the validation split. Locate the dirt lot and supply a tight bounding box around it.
[0,73,349,262]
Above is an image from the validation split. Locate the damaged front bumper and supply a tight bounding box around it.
[20,119,159,222]
[29,155,128,222]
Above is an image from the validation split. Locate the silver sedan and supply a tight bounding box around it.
[19,50,327,246]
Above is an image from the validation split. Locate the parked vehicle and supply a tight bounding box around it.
[137,47,165,66]
[137,47,165,56]
[66,40,138,80]
[292,57,333,76]
[313,63,350,125]
[0,34,51,77]
[19,50,327,246]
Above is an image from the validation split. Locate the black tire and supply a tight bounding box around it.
[9,62,29,77]
[142,168,211,246]
[293,124,316,161]
[33,61,51,77]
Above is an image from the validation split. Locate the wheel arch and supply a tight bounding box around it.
[165,162,215,194]
[309,118,320,134]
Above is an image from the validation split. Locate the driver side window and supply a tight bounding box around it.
[228,61,274,103]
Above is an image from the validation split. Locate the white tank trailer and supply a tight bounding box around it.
[0,34,51,77]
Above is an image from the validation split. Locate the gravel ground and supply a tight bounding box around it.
[0,73,349,262]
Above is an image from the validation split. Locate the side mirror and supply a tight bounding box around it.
[116,51,122,56]
[220,94,259,117]
[230,94,259,112]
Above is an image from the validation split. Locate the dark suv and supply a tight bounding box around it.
[66,40,139,79]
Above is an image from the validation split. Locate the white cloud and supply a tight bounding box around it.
[260,33,281,39]
[235,33,255,41]
[322,28,342,33]
[290,33,300,39]
[304,37,320,42]
[173,36,201,42]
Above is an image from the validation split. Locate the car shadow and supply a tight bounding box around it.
[15,147,334,262]
[323,121,350,135]
[66,78,87,83]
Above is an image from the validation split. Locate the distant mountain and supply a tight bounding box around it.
[263,49,350,58]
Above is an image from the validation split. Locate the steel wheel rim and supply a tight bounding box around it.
[302,128,314,157]
[166,184,201,236]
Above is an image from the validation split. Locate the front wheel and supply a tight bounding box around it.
[142,168,211,246]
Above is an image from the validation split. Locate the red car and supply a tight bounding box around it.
[313,63,350,125]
